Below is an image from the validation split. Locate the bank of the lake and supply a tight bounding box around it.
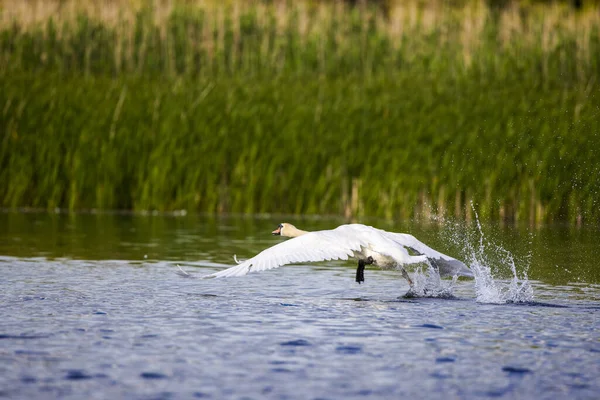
[1,1,599,223]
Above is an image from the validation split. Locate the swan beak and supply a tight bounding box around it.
[272,227,281,235]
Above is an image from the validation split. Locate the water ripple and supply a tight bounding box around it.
[0,257,599,400]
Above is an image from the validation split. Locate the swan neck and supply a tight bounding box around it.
[285,227,309,238]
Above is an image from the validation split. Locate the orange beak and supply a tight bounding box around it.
[272,226,281,235]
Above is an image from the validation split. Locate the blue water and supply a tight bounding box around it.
[1,213,599,399]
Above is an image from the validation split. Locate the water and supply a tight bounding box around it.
[1,212,599,399]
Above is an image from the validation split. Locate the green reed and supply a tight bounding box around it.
[1,1,599,224]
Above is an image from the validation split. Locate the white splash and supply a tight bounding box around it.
[447,208,534,304]
[406,263,458,299]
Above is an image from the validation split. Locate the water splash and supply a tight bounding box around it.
[405,264,458,299]
[447,208,534,304]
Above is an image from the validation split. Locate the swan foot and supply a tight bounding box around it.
[400,268,414,287]
[356,256,374,284]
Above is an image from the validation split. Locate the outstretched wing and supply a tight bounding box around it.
[204,226,369,278]
[381,231,473,278]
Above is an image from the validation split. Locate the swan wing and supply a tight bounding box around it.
[338,224,424,264]
[381,231,473,278]
[204,226,368,278]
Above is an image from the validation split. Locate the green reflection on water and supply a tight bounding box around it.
[0,211,598,285]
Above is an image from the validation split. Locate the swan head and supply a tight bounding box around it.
[272,223,308,238]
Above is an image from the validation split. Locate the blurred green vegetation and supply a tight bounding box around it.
[0,0,599,223]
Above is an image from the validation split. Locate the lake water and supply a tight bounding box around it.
[1,212,599,399]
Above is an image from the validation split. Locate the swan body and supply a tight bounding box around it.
[204,223,473,284]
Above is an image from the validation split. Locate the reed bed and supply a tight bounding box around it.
[1,0,599,224]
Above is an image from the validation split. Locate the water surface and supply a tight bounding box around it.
[1,212,599,399]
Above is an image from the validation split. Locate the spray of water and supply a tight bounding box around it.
[446,206,534,304]
[404,263,458,299]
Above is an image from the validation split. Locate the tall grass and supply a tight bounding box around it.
[1,0,599,224]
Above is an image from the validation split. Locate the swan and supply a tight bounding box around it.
[203,223,473,285]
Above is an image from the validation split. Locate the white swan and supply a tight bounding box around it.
[204,223,473,285]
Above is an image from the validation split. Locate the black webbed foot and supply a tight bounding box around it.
[356,259,365,284]
[355,256,374,284]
